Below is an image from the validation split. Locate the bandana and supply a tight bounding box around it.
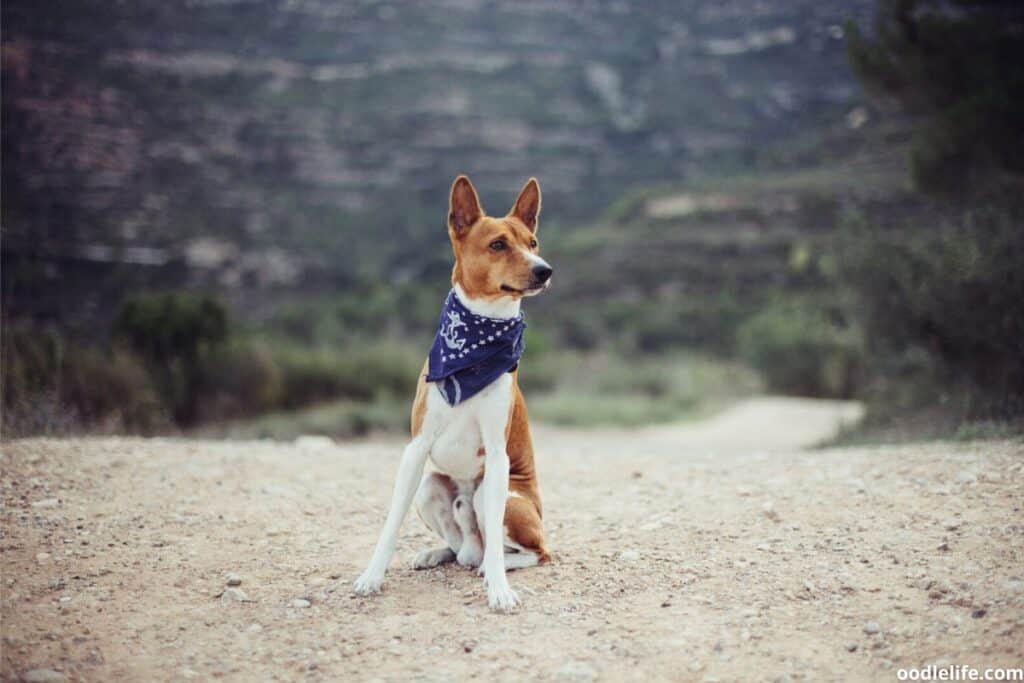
[425,290,526,405]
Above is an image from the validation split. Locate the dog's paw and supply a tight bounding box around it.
[487,584,521,612]
[352,572,384,596]
[457,544,483,568]
[411,547,455,569]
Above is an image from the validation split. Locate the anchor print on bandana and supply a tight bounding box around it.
[440,311,468,351]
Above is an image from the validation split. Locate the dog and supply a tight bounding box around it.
[353,175,552,611]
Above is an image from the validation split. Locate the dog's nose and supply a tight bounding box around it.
[532,264,553,283]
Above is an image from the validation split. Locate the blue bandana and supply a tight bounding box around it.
[425,290,526,405]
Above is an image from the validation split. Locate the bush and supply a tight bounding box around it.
[1,325,166,435]
[271,341,421,410]
[195,340,282,421]
[736,299,862,398]
[837,200,1024,417]
[113,291,229,424]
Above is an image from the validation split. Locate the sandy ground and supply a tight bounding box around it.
[1,397,1022,682]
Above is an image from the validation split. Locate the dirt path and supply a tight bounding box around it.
[2,399,1022,682]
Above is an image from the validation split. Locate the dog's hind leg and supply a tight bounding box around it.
[475,487,549,575]
[453,492,484,567]
[411,472,461,569]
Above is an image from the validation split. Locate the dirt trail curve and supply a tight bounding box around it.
[2,398,1022,682]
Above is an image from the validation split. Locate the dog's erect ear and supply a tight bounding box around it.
[509,177,541,233]
[449,175,483,235]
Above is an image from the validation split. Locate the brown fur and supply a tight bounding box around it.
[410,176,549,563]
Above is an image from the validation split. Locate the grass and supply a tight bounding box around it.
[823,405,1024,448]
[192,396,410,441]
[195,350,762,439]
[523,351,760,428]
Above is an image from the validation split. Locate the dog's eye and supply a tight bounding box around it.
[490,240,506,251]
[530,239,538,248]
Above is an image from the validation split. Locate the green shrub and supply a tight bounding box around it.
[736,299,862,398]
[61,347,167,431]
[195,340,282,421]
[837,200,1024,417]
[1,325,166,435]
[113,291,229,424]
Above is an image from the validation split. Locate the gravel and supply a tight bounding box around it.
[219,587,249,603]
[2,406,1021,681]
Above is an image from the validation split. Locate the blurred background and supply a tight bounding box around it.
[2,0,1022,442]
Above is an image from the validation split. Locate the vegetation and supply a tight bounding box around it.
[736,298,861,399]
[113,292,229,424]
[2,293,423,437]
[846,0,1024,196]
[836,198,1024,422]
[526,352,760,428]
[2,325,167,434]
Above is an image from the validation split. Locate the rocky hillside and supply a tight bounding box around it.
[2,0,873,332]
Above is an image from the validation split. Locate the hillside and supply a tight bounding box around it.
[2,0,873,334]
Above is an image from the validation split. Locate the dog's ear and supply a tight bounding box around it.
[448,175,483,236]
[509,177,541,233]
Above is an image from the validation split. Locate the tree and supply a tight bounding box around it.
[846,0,1024,195]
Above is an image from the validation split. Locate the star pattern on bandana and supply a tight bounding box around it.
[426,290,527,405]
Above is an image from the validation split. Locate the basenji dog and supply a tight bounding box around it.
[353,175,552,611]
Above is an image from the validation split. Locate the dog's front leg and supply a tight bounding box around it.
[353,435,431,595]
[479,440,520,612]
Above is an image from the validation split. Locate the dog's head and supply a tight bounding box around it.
[447,175,553,301]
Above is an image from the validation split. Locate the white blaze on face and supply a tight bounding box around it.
[523,250,549,271]
[521,250,551,294]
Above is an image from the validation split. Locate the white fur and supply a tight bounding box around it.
[353,290,525,611]
[454,283,520,318]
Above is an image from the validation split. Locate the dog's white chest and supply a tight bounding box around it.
[424,373,512,480]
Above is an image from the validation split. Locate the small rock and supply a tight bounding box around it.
[971,609,987,619]
[955,471,977,484]
[761,501,780,522]
[248,623,264,633]
[219,587,249,603]
[291,598,312,608]
[31,498,60,508]
[226,573,242,587]
[936,542,950,552]
[845,641,858,652]
[618,550,640,562]
[863,622,881,635]
[23,669,64,683]
[36,553,51,562]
